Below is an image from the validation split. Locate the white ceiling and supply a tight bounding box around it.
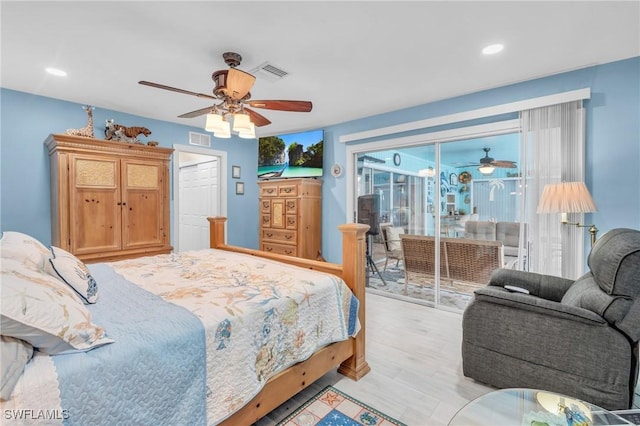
[2,1,639,138]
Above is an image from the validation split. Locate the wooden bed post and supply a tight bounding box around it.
[337,223,371,380]
[208,216,227,248]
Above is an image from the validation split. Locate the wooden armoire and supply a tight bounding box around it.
[46,134,173,263]
[258,178,322,260]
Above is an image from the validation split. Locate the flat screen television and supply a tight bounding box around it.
[258,129,323,179]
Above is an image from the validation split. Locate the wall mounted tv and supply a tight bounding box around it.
[258,129,323,179]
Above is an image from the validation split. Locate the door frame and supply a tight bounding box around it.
[172,144,228,252]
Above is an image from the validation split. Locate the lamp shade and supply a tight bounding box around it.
[536,182,597,214]
[232,113,252,132]
[478,164,495,175]
[205,113,226,133]
[213,121,231,139]
[238,122,256,139]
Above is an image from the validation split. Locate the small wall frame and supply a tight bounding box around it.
[232,165,241,179]
[235,182,244,195]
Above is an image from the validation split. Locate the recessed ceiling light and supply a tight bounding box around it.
[482,44,504,55]
[45,67,67,77]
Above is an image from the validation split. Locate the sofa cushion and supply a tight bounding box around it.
[496,222,520,248]
[561,274,633,325]
[385,226,404,251]
[464,221,496,241]
[588,228,640,297]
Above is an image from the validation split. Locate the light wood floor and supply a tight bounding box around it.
[255,291,495,425]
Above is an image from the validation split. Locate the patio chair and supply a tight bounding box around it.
[379,223,404,271]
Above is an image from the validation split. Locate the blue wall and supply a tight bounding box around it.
[321,57,640,263]
[0,89,259,249]
[2,57,638,265]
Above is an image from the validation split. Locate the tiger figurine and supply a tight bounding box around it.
[105,119,151,144]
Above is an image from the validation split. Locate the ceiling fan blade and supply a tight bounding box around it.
[226,68,256,100]
[138,81,217,101]
[492,160,517,168]
[178,106,215,118]
[247,100,312,112]
[245,107,271,127]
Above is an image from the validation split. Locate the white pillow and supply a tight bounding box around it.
[0,231,49,271]
[0,336,33,401]
[45,246,98,304]
[0,259,113,355]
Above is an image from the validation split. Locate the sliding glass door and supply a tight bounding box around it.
[355,132,526,311]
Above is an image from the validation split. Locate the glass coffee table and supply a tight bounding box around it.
[448,388,633,425]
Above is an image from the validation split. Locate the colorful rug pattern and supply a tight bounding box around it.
[277,386,407,426]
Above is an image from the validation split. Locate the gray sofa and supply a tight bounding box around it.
[462,228,640,410]
[465,221,526,267]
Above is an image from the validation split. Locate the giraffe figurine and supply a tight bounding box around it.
[65,105,95,138]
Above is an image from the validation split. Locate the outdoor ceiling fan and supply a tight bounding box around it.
[139,52,312,136]
[456,147,517,176]
[459,148,517,169]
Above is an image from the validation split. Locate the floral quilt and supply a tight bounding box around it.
[108,248,360,424]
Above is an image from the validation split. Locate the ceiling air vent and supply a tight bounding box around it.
[249,62,289,82]
[189,131,211,148]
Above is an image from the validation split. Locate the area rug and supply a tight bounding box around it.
[277,385,407,426]
[366,265,474,311]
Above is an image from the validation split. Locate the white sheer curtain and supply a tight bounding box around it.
[521,101,586,278]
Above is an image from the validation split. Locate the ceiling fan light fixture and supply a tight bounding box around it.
[238,122,256,139]
[212,120,231,138]
[418,166,436,177]
[478,164,495,175]
[205,113,226,133]
[232,113,252,132]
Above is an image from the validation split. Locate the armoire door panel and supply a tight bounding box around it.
[122,160,164,248]
[123,190,162,247]
[69,155,121,255]
[70,188,122,254]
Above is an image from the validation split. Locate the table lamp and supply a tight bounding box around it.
[536,182,598,246]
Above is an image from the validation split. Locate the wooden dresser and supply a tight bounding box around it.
[258,178,322,260]
[45,134,174,263]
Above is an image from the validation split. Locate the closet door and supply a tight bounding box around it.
[121,159,165,249]
[68,154,121,255]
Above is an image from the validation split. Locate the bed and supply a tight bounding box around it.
[0,217,370,425]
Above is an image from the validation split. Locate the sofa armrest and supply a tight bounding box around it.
[474,287,607,326]
[488,268,575,302]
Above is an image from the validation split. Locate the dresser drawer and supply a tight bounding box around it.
[260,199,271,213]
[262,228,296,244]
[285,199,297,214]
[261,242,297,257]
[285,215,297,229]
[260,185,279,197]
[278,184,298,197]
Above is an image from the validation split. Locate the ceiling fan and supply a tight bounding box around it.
[138,52,312,131]
[458,147,517,169]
